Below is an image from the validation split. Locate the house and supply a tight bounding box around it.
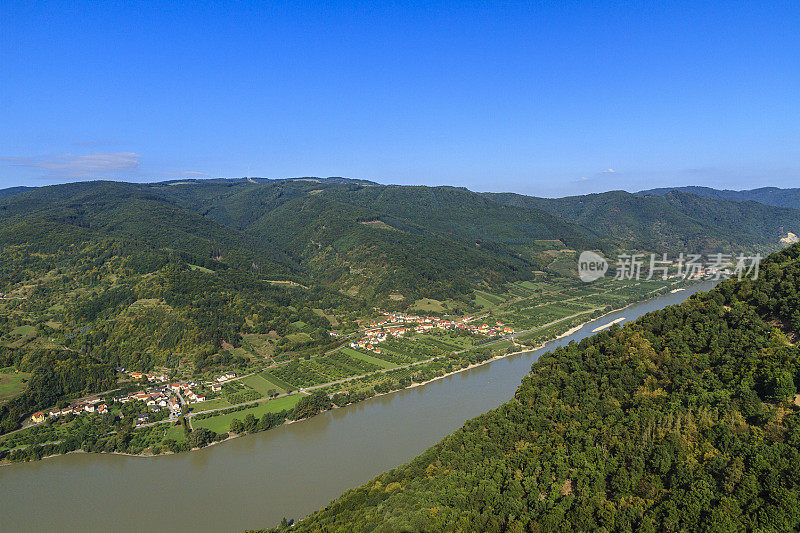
[170,383,183,393]
[130,372,144,380]
[169,398,181,414]
[97,404,108,414]
[194,394,206,402]
[136,414,149,425]
[84,404,95,413]
[31,412,46,423]
[211,383,222,392]
[49,410,61,418]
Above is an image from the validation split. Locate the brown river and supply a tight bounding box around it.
[0,282,715,532]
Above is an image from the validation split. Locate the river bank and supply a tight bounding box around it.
[1,282,696,466]
[0,280,716,533]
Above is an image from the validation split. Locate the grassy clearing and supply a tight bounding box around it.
[312,308,339,327]
[241,373,285,395]
[0,371,30,402]
[410,298,446,312]
[340,347,397,369]
[191,395,302,433]
[534,239,565,247]
[164,425,187,443]
[241,333,276,357]
[188,264,214,273]
[10,325,36,337]
[286,332,313,344]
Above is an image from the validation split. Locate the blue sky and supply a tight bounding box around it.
[1,1,798,196]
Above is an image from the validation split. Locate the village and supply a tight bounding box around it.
[350,311,514,353]
[30,371,239,426]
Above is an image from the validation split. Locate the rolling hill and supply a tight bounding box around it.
[641,185,800,211]
[489,189,800,252]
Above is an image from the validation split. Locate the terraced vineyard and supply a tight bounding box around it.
[474,277,683,332]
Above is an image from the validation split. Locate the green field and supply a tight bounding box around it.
[473,290,511,309]
[259,370,296,391]
[191,395,303,433]
[409,298,446,312]
[9,325,36,337]
[164,425,187,443]
[339,347,397,369]
[241,373,286,395]
[0,371,30,402]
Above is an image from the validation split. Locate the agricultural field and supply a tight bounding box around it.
[477,277,680,333]
[191,395,302,433]
[188,398,231,413]
[258,371,296,392]
[339,347,397,369]
[268,351,385,388]
[221,380,262,404]
[241,373,286,396]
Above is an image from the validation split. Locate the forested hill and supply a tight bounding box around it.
[0,179,604,302]
[640,185,800,211]
[269,243,800,532]
[489,189,800,252]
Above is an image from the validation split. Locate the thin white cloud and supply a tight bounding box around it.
[602,168,616,173]
[571,176,590,183]
[180,170,209,177]
[1,152,141,175]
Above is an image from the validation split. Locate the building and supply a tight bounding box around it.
[31,412,46,423]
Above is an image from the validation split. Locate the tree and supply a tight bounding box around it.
[291,392,332,420]
[229,418,244,434]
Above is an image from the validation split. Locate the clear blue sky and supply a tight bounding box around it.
[2,1,798,196]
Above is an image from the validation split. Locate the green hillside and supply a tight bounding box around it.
[270,243,800,532]
[490,189,800,252]
[641,186,800,211]
[153,179,605,299]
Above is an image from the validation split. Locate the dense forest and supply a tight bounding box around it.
[264,243,800,532]
[489,189,800,253]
